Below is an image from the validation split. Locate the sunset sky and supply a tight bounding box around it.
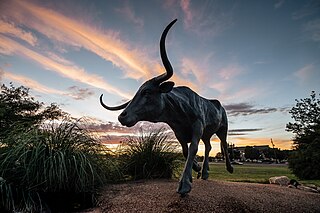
[1,0,319,155]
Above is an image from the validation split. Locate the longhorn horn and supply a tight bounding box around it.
[100,94,130,111]
[154,19,177,84]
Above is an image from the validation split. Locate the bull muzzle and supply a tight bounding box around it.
[118,110,137,127]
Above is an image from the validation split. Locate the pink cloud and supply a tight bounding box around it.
[2,0,194,87]
[115,2,144,28]
[178,0,234,37]
[180,0,193,28]
[3,0,152,80]
[294,64,314,81]
[0,36,132,99]
[180,57,207,83]
[0,19,37,46]
[2,70,66,95]
[218,64,244,80]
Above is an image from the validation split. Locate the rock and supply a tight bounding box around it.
[269,176,290,186]
[304,184,317,190]
[298,185,319,193]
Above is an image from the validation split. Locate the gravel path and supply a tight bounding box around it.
[84,179,320,213]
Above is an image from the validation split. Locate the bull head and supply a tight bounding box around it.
[100,19,177,127]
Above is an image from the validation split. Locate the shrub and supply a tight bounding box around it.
[0,118,120,212]
[118,128,180,180]
[288,137,320,180]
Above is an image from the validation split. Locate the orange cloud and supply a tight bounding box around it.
[3,71,65,95]
[5,0,156,80]
[0,19,37,46]
[0,35,132,99]
[180,57,207,83]
[2,0,197,91]
[218,64,244,80]
[230,137,293,150]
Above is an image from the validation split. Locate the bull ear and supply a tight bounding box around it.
[159,81,174,93]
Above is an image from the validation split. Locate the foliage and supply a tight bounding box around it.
[118,128,180,180]
[286,91,320,179]
[0,83,121,212]
[0,83,64,142]
[0,118,119,212]
[288,138,320,180]
[286,91,320,146]
[215,152,223,159]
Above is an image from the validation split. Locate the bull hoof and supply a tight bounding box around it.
[201,174,209,180]
[197,172,201,179]
[180,193,189,198]
[177,180,192,195]
[201,169,209,180]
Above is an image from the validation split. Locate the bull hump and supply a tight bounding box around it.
[209,99,221,109]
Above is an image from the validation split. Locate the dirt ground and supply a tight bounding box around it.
[83,179,320,213]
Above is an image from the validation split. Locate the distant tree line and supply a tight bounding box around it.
[196,146,292,163]
[223,146,291,162]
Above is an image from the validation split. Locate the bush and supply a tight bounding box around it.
[119,128,180,180]
[0,83,64,142]
[288,137,320,180]
[0,118,120,212]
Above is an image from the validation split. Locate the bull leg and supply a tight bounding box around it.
[181,142,201,174]
[217,127,233,173]
[201,138,212,180]
[177,121,203,195]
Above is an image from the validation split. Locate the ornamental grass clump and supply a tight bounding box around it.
[119,128,181,180]
[0,118,120,212]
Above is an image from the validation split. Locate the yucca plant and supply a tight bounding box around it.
[118,128,180,180]
[0,118,120,212]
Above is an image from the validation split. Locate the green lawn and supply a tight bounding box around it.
[194,162,320,186]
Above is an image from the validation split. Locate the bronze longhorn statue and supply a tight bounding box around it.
[100,19,233,195]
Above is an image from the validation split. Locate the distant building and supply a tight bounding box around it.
[236,145,270,153]
[233,145,270,161]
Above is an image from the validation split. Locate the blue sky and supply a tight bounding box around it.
[0,0,319,154]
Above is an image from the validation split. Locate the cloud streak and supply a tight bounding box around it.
[2,69,95,100]
[0,19,37,46]
[224,103,278,116]
[2,0,154,79]
[1,0,197,92]
[179,0,234,37]
[67,86,95,100]
[291,0,320,20]
[294,64,314,82]
[2,70,65,95]
[303,18,320,42]
[0,36,131,98]
[115,2,144,28]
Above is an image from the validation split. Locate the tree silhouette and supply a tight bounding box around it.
[0,83,65,143]
[286,91,320,179]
